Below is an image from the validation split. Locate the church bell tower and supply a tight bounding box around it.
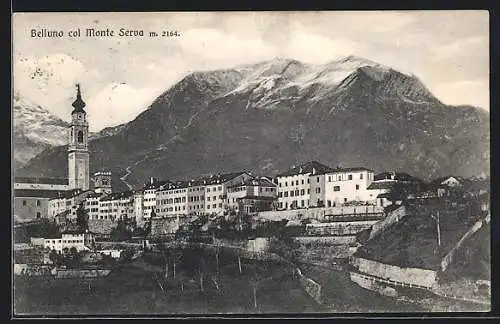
[68,84,90,190]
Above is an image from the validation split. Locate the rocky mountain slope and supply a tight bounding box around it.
[13,93,127,169]
[17,56,490,190]
[13,94,70,168]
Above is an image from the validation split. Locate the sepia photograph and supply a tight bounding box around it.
[12,11,490,316]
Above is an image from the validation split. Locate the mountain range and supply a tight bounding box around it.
[15,55,490,192]
[13,93,126,169]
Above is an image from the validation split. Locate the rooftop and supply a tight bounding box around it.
[228,177,276,188]
[320,166,374,175]
[201,171,250,185]
[374,172,423,182]
[367,182,396,190]
[14,189,69,199]
[50,189,91,200]
[276,161,334,177]
[101,191,134,201]
[14,177,69,185]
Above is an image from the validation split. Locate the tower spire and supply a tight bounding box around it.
[72,83,86,112]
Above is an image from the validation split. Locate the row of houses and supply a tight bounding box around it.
[25,161,488,233]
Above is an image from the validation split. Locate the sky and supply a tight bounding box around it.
[13,11,489,132]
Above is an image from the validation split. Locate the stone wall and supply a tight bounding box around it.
[369,205,407,240]
[349,271,398,297]
[295,268,322,303]
[150,217,180,237]
[88,219,115,236]
[440,216,488,272]
[294,235,357,246]
[351,257,437,289]
[257,205,384,222]
[306,220,378,236]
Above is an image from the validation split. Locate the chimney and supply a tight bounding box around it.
[150,177,154,185]
[312,167,316,175]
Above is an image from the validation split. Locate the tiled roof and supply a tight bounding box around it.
[367,182,396,190]
[86,192,104,199]
[14,189,68,199]
[14,177,68,185]
[428,176,463,187]
[277,161,334,177]
[101,191,134,201]
[201,171,249,185]
[237,195,276,201]
[57,189,92,200]
[320,166,374,175]
[143,180,170,190]
[374,172,422,182]
[228,177,276,188]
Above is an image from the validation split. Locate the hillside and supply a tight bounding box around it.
[17,56,490,189]
[354,200,488,273]
[12,93,127,170]
[13,94,70,168]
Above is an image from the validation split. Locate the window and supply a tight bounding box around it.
[307,189,310,194]
[344,198,348,203]
[296,180,299,185]
[77,130,84,143]
[285,182,288,186]
[295,189,299,196]
[207,188,211,192]
[334,186,340,191]
[301,200,304,207]
[360,173,363,180]
[307,179,310,184]
[301,179,304,185]
[356,184,360,190]
[207,197,211,201]
[300,189,305,195]
[279,183,282,187]
[348,174,353,180]
[316,188,321,193]
[278,192,283,198]
[317,177,320,183]
[22,200,26,206]
[36,200,41,206]
[290,191,294,197]
[328,176,331,182]
[212,204,216,208]
[36,212,41,218]
[284,191,289,197]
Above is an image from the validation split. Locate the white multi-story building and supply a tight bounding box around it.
[133,190,145,226]
[187,181,205,216]
[309,167,374,207]
[227,177,277,212]
[367,172,423,207]
[156,181,189,218]
[142,178,168,220]
[43,230,95,253]
[276,161,333,210]
[98,191,135,221]
[203,172,253,216]
[48,189,93,219]
[85,192,105,220]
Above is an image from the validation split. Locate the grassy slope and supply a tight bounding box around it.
[355,201,484,270]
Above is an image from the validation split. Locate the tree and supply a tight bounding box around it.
[49,249,61,265]
[76,203,89,231]
[110,218,133,242]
